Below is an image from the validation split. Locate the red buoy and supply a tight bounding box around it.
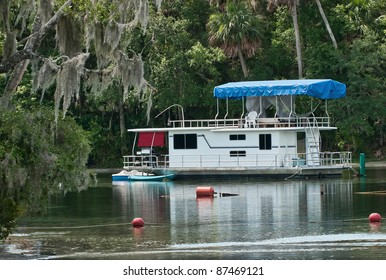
[196,186,215,197]
[369,213,382,223]
[131,217,145,227]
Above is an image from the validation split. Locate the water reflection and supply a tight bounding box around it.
[3,169,386,259]
[112,181,172,225]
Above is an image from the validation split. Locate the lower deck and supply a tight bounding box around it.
[123,151,353,179]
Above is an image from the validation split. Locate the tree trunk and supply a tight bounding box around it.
[119,97,126,138]
[119,98,129,156]
[291,5,303,79]
[315,0,337,49]
[1,60,30,109]
[237,46,249,78]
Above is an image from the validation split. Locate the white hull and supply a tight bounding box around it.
[123,124,352,179]
[125,161,349,179]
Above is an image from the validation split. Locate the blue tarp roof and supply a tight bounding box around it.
[213,79,346,99]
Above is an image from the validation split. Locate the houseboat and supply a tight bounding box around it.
[123,79,352,179]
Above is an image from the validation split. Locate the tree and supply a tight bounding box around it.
[0,0,154,125]
[0,0,73,108]
[0,107,91,240]
[0,0,162,240]
[333,30,386,154]
[207,0,264,78]
[315,0,337,49]
[268,0,303,78]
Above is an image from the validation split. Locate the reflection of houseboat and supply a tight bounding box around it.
[124,80,352,179]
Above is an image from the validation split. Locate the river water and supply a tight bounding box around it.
[2,168,386,260]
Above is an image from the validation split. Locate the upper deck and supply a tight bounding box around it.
[165,115,332,129]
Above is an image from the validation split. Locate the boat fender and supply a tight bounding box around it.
[196,186,215,197]
[369,213,382,223]
[131,217,145,227]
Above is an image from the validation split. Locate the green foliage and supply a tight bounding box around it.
[0,198,20,241]
[186,42,226,82]
[304,43,345,79]
[266,6,299,78]
[332,30,386,153]
[0,107,91,240]
[207,0,264,58]
[145,8,224,118]
[161,0,211,41]
[0,31,4,56]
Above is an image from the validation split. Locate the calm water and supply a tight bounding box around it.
[3,168,386,260]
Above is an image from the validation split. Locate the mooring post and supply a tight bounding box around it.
[359,153,366,177]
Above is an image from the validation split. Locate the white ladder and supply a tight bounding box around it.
[305,127,321,166]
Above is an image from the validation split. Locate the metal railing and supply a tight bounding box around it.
[167,116,331,129]
[123,151,352,170]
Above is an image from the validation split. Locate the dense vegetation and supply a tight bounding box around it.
[1,0,385,240]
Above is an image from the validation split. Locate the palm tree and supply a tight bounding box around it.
[315,0,337,49]
[207,0,264,78]
[268,0,303,79]
[268,0,339,79]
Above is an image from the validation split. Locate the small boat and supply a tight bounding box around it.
[112,170,175,181]
[112,170,134,181]
[128,173,176,181]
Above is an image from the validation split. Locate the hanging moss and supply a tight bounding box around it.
[33,58,59,101]
[15,0,37,34]
[38,0,53,24]
[56,15,83,58]
[54,53,89,122]
[33,0,156,124]
[0,0,9,32]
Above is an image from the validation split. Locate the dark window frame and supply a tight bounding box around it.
[259,134,272,150]
[229,134,246,141]
[230,150,246,157]
[173,134,197,149]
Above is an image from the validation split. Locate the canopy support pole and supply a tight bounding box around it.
[325,99,330,126]
[215,99,219,120]
[151,132,156,152]
[274,96,279,119]
[289,95,294,125]
[224,98,229,119]
[241,96,245,119]
[132,132,138,155]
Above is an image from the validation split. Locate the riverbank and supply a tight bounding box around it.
[0,244,37,260]
[352,161,386,168]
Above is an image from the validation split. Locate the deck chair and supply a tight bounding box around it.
[245,111,257,128]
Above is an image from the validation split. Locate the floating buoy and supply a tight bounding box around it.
[196,186,214,197]
[131,217,145,227]
[369,213,382,223]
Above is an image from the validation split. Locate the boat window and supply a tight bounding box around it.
[173,134,197,149]
[230,151,246,157]
[259,134,272,150]
[229,134,246,141]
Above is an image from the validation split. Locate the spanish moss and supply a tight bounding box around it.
[54,53,89,122]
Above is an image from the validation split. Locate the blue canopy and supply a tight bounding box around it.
[213,79,346,99]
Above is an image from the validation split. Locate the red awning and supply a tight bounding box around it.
[137,132,165,147]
